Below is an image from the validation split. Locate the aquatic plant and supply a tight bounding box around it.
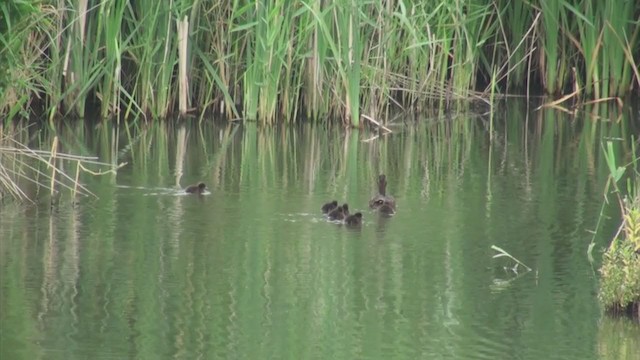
[597,139,640,319]
[598,195,640,318]
[1,1,638,124]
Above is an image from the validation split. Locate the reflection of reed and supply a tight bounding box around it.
[597,316,640,359]
[174,125,188,188]
[172,257,194,359]
[66,206,81,338]
[225,276,240,358]
[210,124,241,188]
[258,240,273,355]
[170,124,187,255]
[303,123,321,191]
[38,209,57,327]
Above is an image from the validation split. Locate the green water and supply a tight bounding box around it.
[1,102,639,359]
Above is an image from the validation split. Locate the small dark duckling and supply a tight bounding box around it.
[328,203,349,221]
[344,212,363,226]
[185,182,207,194]
[321,200,339,214]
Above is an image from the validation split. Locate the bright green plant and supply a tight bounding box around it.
[2,0,640,123]
[597,138,640,318]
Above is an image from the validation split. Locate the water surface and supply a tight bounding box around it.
[1,102,639,359]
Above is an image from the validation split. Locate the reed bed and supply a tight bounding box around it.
[1,1,639,125]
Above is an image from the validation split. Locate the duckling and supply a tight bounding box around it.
[344,212,363,226]
[328,203,349,221]
[185,182,207,194]
[369,174,396,215]
[321,200,339,214]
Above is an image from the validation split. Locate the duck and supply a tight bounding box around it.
[321,200,339,214]
[344,212,363,226]
[185,182,207,194]
[328,203,349,221]
[369,174,396,215]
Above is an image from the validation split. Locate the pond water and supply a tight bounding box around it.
[1,101,639,359]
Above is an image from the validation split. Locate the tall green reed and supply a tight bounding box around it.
[538,0,564,94]
[126,0,178,118]
[535,0,639,98]
[2,0,639,124]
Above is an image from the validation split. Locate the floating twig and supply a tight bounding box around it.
[491,245,532,272]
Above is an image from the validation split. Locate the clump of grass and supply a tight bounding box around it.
[597,138,640,320]
[598,192,640,319]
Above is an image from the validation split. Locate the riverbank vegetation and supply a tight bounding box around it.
[598,141,640,320]
[1,1,639,125]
